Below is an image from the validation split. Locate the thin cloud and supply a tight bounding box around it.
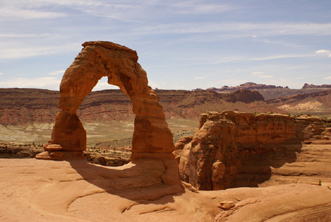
[316,49,330,54]
[262,39,302,48]
[251,72,272,78]
[134,22,331,36]
[324,76,331,80]
[251,54,314,61]
[173,3,232,15]
[0,72,3,75]
[0,7,67,19]
[194,76,207,80]
[0,77,61,90]
[257,75,273,78]
[0,43,79,59]
[213,79,249,87]
[147,79,168,89]
[48,70,65,76]
[0,33,51,38]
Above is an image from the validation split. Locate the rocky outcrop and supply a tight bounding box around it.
[222,89,264,103]
[302,83,331,89]
[207,82,286,92]
[0,142,43,158]
[177,111,328,190]
[267,89,331,104]
[266,89,331,113]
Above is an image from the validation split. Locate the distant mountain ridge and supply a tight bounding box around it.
[1,83,331,126]
[206,82,287,92]
[205,82,331,100]
[206,82,331,92]
[302,83,331,89]
[0,88,271,126]
[266,89,331,114]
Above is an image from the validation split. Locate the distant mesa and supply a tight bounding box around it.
[0,88,269,127]
[302,83,331,89]
[222,89,264,103]
[207,82,287,92]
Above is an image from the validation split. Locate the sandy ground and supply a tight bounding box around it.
[1,158,331,222]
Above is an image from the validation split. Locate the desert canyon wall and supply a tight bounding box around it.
[177,111,329,190]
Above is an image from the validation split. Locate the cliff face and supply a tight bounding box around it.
[267,89,331,112]
[177,111,328,190]
[0,88,270,126]
[0,88,59,125]
[267,89,331,104]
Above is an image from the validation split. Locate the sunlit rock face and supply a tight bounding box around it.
[36,41,175,160]
[177,111,327,190]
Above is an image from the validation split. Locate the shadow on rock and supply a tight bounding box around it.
[177,111,326,190]
[68,153,184,203]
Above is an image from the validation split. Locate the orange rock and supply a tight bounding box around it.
[178,111,328,190]
[36,41,175,160]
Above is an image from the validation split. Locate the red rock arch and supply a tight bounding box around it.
[36,41,175,160]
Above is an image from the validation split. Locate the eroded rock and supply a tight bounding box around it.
[177,111,329,190]
[35,41,182,191]
[36,41,175,159]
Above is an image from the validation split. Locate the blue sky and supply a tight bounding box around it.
[0,0,331,90]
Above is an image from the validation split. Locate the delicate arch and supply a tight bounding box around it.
[37,41,175,160]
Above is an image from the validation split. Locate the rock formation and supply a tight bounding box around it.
[207,82,286,92]
[302,83,331,89]
[0,88,273,127]
[36,41,175,160]
[35,42,177,178]
[221,89,264,103]
[177,111,329,190]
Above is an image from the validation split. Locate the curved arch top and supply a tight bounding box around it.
[38,41,175,159]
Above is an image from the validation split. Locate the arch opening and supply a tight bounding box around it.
[78,76,134,147]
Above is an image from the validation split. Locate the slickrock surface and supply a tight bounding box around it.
[1,158,331,222]
[177,111,331,190]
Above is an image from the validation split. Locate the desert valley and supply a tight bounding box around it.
[1,41,331,221]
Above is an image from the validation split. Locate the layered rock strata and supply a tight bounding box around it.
[36,41,174,160]
[177,111,328,190]
[35,41,180,187]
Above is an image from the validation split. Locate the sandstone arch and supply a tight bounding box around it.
[36,41,175,160]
